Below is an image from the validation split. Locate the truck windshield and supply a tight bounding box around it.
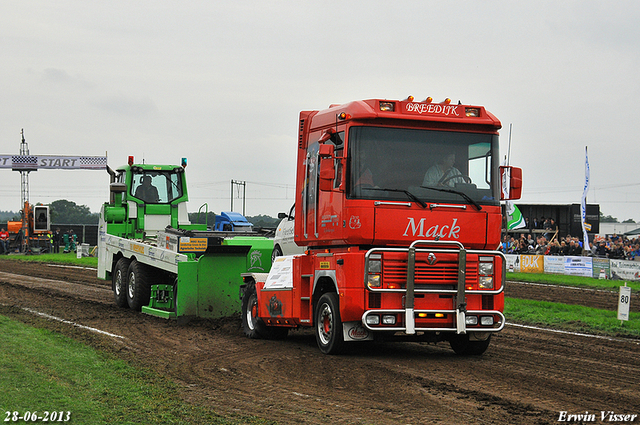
[347,126,499,206]
[131,170,184,204]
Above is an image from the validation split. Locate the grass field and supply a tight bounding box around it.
[507,271,640,292]
[505,298,640,338]
[0,313,273,425]
[5,252,98,268]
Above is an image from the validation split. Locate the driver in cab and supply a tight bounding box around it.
[134,175,160,203]
[423,152,465,187]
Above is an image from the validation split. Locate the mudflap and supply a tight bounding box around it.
[342,321,373,342]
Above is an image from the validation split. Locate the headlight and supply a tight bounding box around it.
[479,261,494,276]
[366,315,380,325]
[480,316,494,326]
[368,255,381,272]
[382,315,396,325]
[465,315,478,325]
[367,254,382,288]
[479,276,494,289]
[367,274,381,288]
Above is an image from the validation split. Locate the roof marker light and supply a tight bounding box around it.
[442,98,451,105]
[465,108,480,117]
[338,112,351,120]
[403,96,415,102]
[379,101,395,112]
[422,97,433,103]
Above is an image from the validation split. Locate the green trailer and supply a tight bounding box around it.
[97,157,272,320]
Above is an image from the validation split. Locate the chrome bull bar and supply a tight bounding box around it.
[364,239,506,335]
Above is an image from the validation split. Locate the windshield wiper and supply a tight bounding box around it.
[419,186,482,211]
[366,188,427,209]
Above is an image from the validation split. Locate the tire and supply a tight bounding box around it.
[241,283,289,340]
[126,260,152,311]
[112,258,130,308]
[315,293,344,355]
[271,245,283,263]
[449,334,491,356]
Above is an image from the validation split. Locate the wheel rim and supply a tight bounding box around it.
[128,271,136,299]
[318,303,333,345]
[246,294,258,331]
[114,270,123,296]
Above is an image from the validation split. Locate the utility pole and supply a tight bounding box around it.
[230,180,246,215]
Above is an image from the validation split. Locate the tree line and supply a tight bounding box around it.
[1,200,280,227]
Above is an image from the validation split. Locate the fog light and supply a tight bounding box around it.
[382,315,396,325]
[480,316,494,326]
[465,315,478,326]
[366,315,380,325]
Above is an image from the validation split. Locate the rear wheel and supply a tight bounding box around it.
[449,334,491,356]
[315,293,344,355]
[126,260,152,311]
[112,258,130,308]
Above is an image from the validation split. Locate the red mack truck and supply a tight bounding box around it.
[241,96,522,355]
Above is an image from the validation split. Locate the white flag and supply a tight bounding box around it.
[581,147,590,248]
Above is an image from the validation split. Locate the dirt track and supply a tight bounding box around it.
[1,258,639,425]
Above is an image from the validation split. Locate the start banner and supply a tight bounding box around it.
[0,155,107,170]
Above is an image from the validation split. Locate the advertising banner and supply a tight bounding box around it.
[520,255,543,273]
[610,259,640,281]
[544,256,565,274]
[505,254,520,273]
[592,258,611,279]
[564,256,593,277]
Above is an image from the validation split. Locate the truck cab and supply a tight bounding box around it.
[242,98,522,355]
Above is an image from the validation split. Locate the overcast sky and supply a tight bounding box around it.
[1,1,639,222]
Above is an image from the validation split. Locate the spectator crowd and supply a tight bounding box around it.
[500,218,640,260]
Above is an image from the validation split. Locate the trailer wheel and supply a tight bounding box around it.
[449,334,491,356]
[126,260,152,311]
[242,283,289,340]
[315,293,344,355]
[113,258,130,308]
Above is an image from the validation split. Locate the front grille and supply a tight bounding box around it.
[368,292,381,308]
[382,251,478,287]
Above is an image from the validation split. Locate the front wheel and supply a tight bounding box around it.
[315,293,344,355]
[241,283,288,339]
[126,260,152,311]
[449,334,491,356]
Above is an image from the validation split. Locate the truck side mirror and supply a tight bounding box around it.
[499,166,523,200]
[318,144,335,191]
[318,128,336,144]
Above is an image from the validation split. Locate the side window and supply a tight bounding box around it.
[332,131,344,189]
